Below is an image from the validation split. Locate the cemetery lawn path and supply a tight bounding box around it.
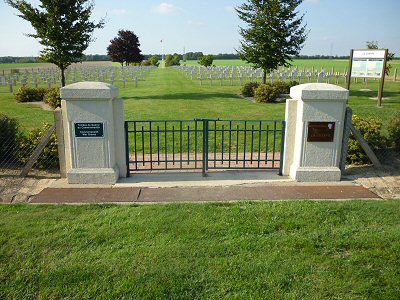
[1,201,400,298]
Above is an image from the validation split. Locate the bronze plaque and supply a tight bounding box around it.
[307,122,335,142]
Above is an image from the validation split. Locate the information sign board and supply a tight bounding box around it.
[351,50,386,78]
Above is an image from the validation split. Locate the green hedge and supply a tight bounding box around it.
[44,87,61,109]
[15,86,61,109]
[241,82,259,97]
[0,114,58,169]
[388,112,400,152]
[347,115,389,165]
[15,87,47,103]
[0,113,20,163]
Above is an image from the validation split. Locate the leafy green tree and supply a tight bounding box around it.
[149,55,160,67]
[6,0,104,87]
[107,30,144,66]
[165,53,180,67]
[236,0,307,83]
[198,55,214,67]
[366,41,395,76]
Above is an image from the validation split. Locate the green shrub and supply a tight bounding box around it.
[272,81,299,95]
[241,82,259,97]
[388,112,400,152]
[19,123,59,169]
[44,87,61,109]
[254,84,279,103]
[0,114,20,163]
[15,87,47,103]
[347,115,388,165]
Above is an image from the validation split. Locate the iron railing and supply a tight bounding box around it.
[125,119,285,176]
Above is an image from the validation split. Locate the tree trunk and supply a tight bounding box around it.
[60,65,66,87]
[262,70,267,84]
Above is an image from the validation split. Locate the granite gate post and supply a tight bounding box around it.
[282,83,348,182]
[61,82,127,184]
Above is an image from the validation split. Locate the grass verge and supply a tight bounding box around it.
[1,200,400,298]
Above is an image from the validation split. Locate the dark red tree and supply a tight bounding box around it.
[107,30,144,66]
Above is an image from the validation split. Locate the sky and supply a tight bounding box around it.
[0,0,399,57]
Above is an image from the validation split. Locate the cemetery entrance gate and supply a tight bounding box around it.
[124,119,285,176]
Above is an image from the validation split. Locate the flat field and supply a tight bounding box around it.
[0,60,399,131]
[1,201,400,298]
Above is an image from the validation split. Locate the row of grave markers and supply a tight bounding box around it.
[173,65,389,87]
[0,66,156,92]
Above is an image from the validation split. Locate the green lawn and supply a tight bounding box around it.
[1,201,400,298]
[0,62,399,131]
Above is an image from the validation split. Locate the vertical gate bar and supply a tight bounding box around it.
[265,125,269,164]
[202,120,207,176]
[228,121,232,168]
[214,120,217,167]
[195,121,198,168]
[134,122,138,171]
[221,124,224,164]
[124,122,130,177]
[258,121,262,168]
[251,125,254,163]
[272,121,277,168]
[187,125,190,164]
[180,121,183,168]
[165,121,168,170]
[205,120,209,171]
[157,125,160,165]
[236,124,239,163]
[141,125,145,166]
[243,121,247,168]
[172,125,175,165]
[149,122,153,170]
[279,121,286,176]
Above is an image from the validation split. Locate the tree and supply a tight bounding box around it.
[366,41,395,76]
[107,30,144,66]
[6,0,104,87]
[149,55,160,67]
[198,55,214,67]
[165,53,180,67]
[142,55,159,67]
[236,0,307,83]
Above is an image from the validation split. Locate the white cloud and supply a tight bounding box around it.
[111,9,127,15]
[152,3,181,15]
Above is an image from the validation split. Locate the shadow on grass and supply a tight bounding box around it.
[350,90,400,99]
[122,92,242,101]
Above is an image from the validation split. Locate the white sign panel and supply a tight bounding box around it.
[353,50,386,59]
[351,49,386,78]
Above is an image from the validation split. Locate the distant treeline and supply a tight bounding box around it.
[0,54,110,64]
[1,53,398,64]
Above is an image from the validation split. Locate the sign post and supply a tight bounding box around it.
[347,49,388,107]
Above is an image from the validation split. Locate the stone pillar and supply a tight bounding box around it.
[61,82,127,184]
[282,83,348,182]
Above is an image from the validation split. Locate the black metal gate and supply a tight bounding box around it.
[125,119,285,176]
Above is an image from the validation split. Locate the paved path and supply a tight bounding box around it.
[31,185,379,204]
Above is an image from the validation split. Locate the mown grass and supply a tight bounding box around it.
[0,61,399,131]
[1,200,400,298]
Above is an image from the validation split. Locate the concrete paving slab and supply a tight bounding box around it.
[137,185,380,203]
[29,184,380,205]
[116,170,290,188]
[30,188,140,204]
